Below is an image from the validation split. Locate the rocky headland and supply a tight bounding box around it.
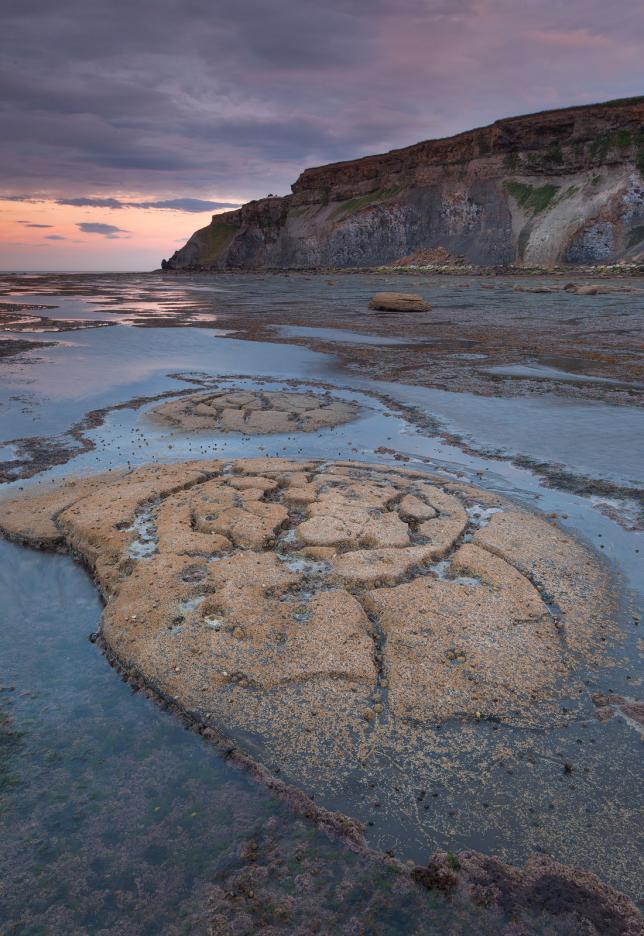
[164,97,644,271]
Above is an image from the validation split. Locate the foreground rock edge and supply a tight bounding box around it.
[0,458,640,932]
[0,459,618,765]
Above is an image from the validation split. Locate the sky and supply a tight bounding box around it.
[1,0,643,271]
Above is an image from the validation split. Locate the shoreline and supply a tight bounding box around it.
[1,374,641,523]
[157,262,644,277]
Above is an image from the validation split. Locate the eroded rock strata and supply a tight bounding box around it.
[1,460,616,790]
[150,389,359,434]
[164,97,644,270]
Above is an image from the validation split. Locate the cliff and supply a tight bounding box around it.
[163,97,644,270]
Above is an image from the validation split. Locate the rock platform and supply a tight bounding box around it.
[0,459,616,794]
[149,389,359,435]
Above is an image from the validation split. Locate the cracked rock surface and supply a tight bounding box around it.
[0,459,615,792]
[149,389,360,434]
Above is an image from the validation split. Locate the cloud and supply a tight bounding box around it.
[44,234,66,239]
[58,196,124,208]
[0,0,642,252]
[526,28,612,49]
[57,195,239,212]
[77,221,129,238]
[133,197,240,212]
[18,221,53,227]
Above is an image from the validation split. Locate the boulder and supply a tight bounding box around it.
[564,283,600,295]
[368,292,431,312]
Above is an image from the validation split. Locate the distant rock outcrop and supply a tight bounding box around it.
[163,97,644,271]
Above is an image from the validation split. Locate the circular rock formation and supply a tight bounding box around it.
[1,459,615,789]
[150,389,359,434]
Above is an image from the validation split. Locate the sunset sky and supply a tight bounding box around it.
[1,0,643,271]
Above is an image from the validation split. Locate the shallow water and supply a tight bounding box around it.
[3,327,641,490]
[275,324,418,345]
[484,362,633,385]
[4,292,120,321]
[2,271,641,489]
[373,381,644,487]
[0,539,270,933]
[0,272,642,927]
[3,540,467,934]
[0,327,330,440]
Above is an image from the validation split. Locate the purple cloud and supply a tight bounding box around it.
[77,221,129,238]
[0,0,642,217]
[59,197,124,209]
[133,198,241,212]
[57,196,239,212]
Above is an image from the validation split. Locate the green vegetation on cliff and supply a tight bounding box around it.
[505,181,560,216]
[331,186,403,220]
[166,98,644,271]
[201,220,236,262]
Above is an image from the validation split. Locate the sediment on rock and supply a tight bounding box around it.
[149,389,360,434]
[0,459,617,793]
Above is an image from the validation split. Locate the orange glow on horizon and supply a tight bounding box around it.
[0,197,235,271]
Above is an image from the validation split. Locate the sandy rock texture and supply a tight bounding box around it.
[368,292,432,312]
[149,389,359,435]
[0,459,617,794]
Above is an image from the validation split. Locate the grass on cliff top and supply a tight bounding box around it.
[330,186,403,220]
[200,220,236,262]
[505,181,560,216]
[588,128,644,170]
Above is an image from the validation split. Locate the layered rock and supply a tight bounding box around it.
[163,97,644,270]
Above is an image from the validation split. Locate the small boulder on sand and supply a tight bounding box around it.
[564,283,640,295]
[368,292,431,312]
[564,283,600,296]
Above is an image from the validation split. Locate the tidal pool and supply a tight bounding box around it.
[0,271,642,929]
[0,538,277,932]
[274,324,420,345]
[1,539,470,934]
[483,362,633,386]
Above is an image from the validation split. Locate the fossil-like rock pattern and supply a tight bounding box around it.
[150,389,359,434]
[0,459,616,792]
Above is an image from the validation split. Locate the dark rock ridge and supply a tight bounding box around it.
[164,97,644,270]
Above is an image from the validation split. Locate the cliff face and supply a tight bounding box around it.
[164,98,644,270]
